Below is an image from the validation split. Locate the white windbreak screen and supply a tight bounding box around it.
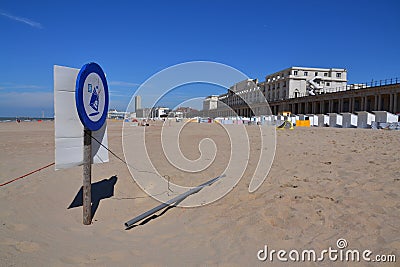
[54,65,109,170]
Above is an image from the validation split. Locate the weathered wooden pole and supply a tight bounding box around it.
[75,62,109,225]
[83,129,92,225]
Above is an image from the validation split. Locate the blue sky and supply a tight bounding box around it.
[0,0,399,117]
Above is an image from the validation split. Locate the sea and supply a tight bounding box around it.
[0,117,54,122]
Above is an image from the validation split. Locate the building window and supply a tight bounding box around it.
[324,73,328,77]
[304,71,308,76]
[336,73,342,78]
[293,70,298,76]
[315,72,318,76]
[326,82,330,86]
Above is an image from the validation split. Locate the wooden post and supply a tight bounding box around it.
[83,128,92,225]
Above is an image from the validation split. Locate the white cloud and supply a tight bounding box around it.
[110,93,130,97]
[0,10,43,29]
[109,81,142,87]
[0,84,45,90]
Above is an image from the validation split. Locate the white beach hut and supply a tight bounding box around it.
[289,115,297,125]
[329,113,343,128]
[306,114,318,126]
[317,114,329,127]
[341,113,358,128]
[298,114,307,120]
[357,111,375,128]
[373,111,399,123]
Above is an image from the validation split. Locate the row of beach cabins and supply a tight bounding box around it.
[199,111,400,130]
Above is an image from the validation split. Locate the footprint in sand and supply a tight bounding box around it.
[7,223,28,232]
[280,183,298,188]
[14,241,40,253]
[308,194,338,203]
[316,209,326,224]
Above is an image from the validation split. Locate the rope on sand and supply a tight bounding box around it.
[0,162,55,187]
[0,133,115,188]
[1,131,145,188]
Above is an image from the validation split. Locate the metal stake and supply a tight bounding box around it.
[124,174,225,229]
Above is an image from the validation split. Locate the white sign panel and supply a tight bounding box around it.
[54,65,109,170]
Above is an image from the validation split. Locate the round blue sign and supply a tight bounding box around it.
[75,62,109,131]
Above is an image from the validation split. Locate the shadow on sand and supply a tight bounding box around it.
[68,175,118,218]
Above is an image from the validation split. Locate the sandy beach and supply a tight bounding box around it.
[0,120,399,266]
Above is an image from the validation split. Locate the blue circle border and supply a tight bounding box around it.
[75,62,109,131]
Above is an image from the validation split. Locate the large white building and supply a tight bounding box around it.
[203,95,219,110]
[213,79,268,117]
[150,107,171,118]
[107,109,129,119]
[261,67,347,101]
[218,79,263,108]
[198,66,350,117]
